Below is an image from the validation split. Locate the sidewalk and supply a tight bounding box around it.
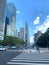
[19,49,38,53]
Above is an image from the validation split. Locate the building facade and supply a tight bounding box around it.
[20,28,25,41]
[0,0,7,40]
[18,32,20,38]
[25,22,28,43]
[34,31,42,43]
[6,3,16,37]
[16,29,18,38]
[4,17,9,36]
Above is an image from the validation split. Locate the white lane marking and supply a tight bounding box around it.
[11,59,49,62]
[7,62,32,65]
[7,62,49,65]
[14,57,31,59]
[14,57,49,60]
[11,59,30,61]
[7,57,49,65]
[10,60,49,62]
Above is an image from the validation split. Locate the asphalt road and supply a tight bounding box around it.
[1,50,49,65]
[0,50,21,65]
[7,52,49,65]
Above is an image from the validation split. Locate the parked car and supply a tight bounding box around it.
[0,46,6,51]
[11,46,17,49]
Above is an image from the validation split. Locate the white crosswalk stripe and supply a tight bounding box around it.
[7,53,49,65]
[13,57,49,61]
[7,62,49,65]
[7,57,49,65]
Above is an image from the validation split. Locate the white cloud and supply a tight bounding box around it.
[34,16,40,25]
[34,15,49,33]
[16,11,21,14]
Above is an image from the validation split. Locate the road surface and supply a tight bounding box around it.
[0,49,49,65]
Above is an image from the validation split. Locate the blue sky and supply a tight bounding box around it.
[7,0,49,43]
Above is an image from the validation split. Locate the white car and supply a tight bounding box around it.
[0,47,6,51]
[11,46,17,49]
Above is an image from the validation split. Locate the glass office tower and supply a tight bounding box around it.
[0,0,7,40]
[6,3,16,36]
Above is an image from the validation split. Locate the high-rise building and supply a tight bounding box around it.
[20,28,25,41]
[18,32,20,38]
[16,29,18,38]
[4,17,9,36]
[0,0,7,40]
[6,3,16,36]
[25,22,28,43]
[34,31,42,43]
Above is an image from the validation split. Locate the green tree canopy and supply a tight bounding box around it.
[36,28,49,48]
[0,36,25,47]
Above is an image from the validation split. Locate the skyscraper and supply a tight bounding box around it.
[20,28,25,41]
[6,3,16,36]
[18,32,20,38]
[25,22,28,43]
[0,0,7,40]
[16,29,18,38]
[4,17,9,36]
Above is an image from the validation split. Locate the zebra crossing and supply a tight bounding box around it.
[7,53,49,65]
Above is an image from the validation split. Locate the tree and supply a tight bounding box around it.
[36,28,49,48]
[0,40,3,45]
[0,35,25,47]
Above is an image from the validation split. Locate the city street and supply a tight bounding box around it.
[0,0,49,65]
[0,50,21,65]
[1,49,49,65]
[6,52,49,65]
